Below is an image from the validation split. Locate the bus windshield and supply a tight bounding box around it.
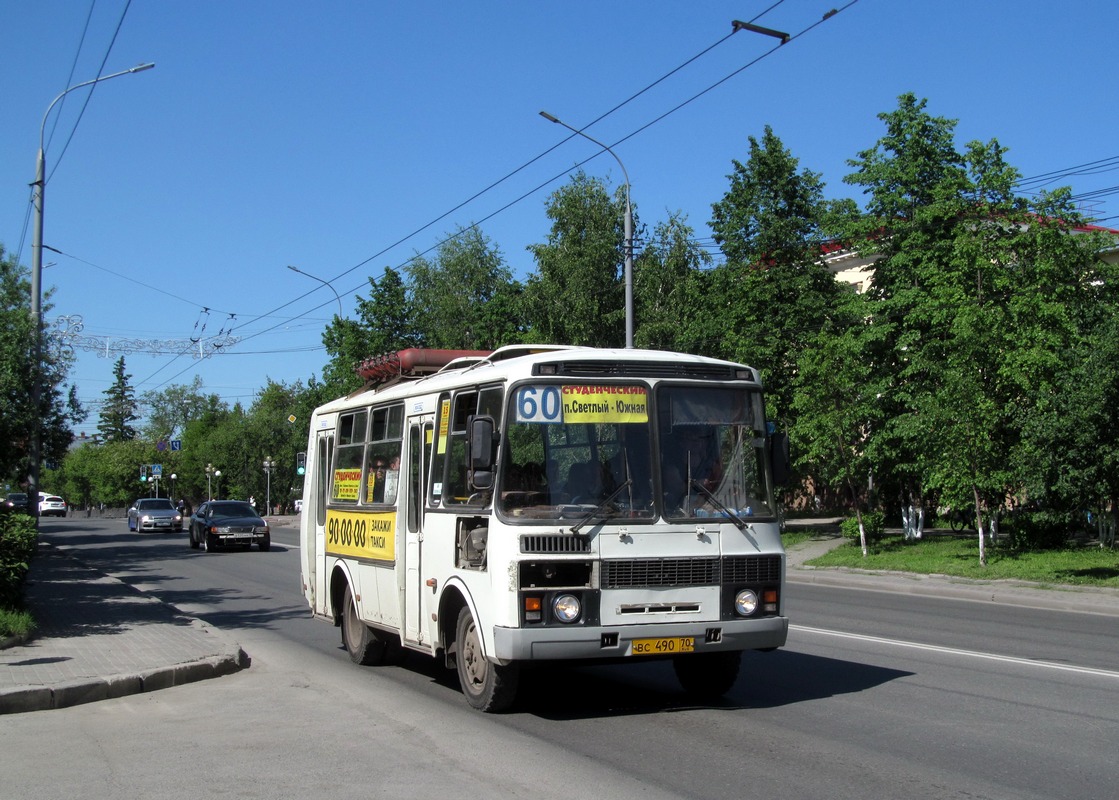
[498,382,773,523]
[657,384,772,520]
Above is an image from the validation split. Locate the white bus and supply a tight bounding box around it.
[299,345,790,711]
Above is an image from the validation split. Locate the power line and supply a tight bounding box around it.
[46,0,135,185]
[221,3,857,354]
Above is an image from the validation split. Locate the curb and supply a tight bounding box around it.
[0,640,250,715]
[788,564,1119,617]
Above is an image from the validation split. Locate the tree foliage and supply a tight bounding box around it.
[525,172,630,346]
[1,245,83,485]
[633,213,710,352]
[96,357,140,443]
[831,92,1119,558]
[321,267,418,396]
[406,226,524,350]
[706,126,846,427]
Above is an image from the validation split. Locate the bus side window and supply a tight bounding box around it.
[363,404,404,506]
[443,385,503,507]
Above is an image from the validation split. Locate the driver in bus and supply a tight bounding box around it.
[662,425,722,513]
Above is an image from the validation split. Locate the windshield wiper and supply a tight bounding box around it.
[690,480,747,530]
[568,478,634,536]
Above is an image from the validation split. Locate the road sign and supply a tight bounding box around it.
[151,464,163,477]
[171,440,182,451]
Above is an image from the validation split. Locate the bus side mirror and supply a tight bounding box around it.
[469,415,497,490]
[771,431,791,486]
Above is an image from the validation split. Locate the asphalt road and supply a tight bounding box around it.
[2,517,1116,800]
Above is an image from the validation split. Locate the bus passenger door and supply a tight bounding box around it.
[309,429,333,614]
[402,418,432,646]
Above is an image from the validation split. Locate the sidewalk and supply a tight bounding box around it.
[3,516,1116,715]
[0,542,249,715]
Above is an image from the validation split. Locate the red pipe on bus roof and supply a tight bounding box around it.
[356,348,492,383]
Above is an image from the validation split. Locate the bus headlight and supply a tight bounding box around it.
[734,589,759,617]
[552,594,581,623]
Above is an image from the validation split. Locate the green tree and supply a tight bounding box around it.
[406,226,523,350]
[706,126,845,427]
[0,244,83,485]
[140,376,223,443]
[240,380,316,512]
[97,357,140,443]
[633,213,710,351]
[791,292,886,556]
[840,93,1117,561]
[321,267,418,396]
[525,172,630,346]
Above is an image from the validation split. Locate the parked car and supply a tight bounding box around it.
[38,494,67,517]
[128,497,184,532]
[4,492,30,513]
[189,500,270,552]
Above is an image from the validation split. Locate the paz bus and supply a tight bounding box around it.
[299,345,790,711]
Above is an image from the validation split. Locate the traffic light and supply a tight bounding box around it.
[140,465,148,483]
[296,452,306,476]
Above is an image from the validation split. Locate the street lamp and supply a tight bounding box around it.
[205,463,222,502]
[170,473,177,501]
[262,457,276,515]
[288,265,343,319]
[539,110,634,349]
[29,62,155,523]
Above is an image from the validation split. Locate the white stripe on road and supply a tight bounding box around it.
[791,624,1119,680]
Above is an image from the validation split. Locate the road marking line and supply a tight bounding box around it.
[791,624,1119,680]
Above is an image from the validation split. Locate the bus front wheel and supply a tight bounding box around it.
[341,585,392,666]
[454,606,519,712]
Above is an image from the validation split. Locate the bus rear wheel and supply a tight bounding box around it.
[454,606,519,712]
[341,585,393,666]
[673,651,742,700]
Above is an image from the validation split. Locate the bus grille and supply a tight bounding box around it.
[602,557,720,589]
[521,534,593,554]
[723,555,782,583]
[602,555,782,589]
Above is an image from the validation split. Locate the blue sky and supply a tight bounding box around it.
[3,1,1116,439]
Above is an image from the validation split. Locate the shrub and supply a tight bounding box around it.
[1001,509,1070,551]
[840,510,885,544]
[0,513,38,610]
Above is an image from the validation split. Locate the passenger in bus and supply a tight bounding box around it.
[367,459,387,503]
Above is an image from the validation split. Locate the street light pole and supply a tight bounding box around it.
[288,265,343,319]
[29,62,155,523]
[539,110,634,349]
[262,457,276,515]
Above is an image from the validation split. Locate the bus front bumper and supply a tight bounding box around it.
[492,615,788,662]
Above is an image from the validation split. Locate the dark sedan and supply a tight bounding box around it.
[4,492,31,513]
[189,500,270,552]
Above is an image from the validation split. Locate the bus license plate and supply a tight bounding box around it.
[631,636,695,656]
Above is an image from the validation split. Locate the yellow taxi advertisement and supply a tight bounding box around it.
[325,509,396,562]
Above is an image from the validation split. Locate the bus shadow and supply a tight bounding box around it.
[513,649,911,720]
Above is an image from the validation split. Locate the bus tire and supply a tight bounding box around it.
[341,584,390,666]
[673,651,742,700]
[454,606,519,712]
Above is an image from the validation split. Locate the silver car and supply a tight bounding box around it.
[128,497,183,532]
